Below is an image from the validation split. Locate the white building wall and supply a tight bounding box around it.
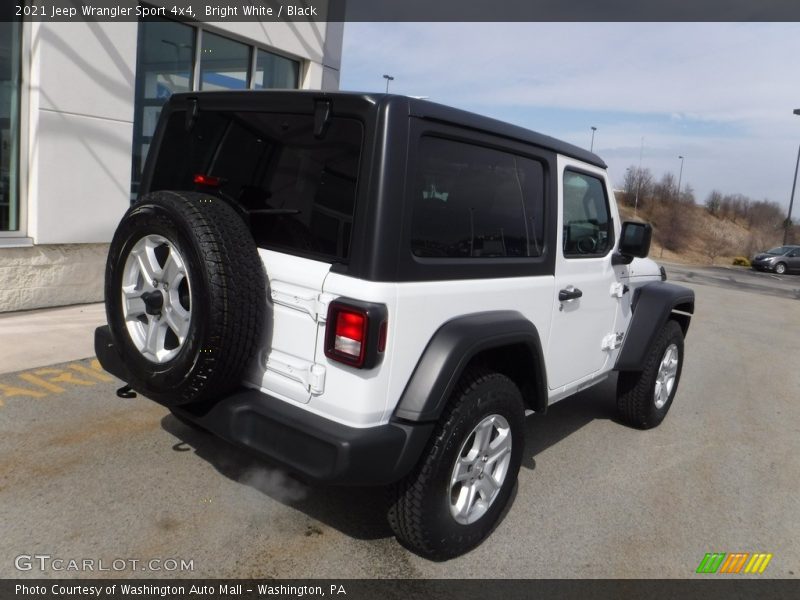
[30,22,138,245]
[0,17,343,312]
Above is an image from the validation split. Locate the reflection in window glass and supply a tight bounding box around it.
[130,19,305,199]
[131,18,195,198]
[0,19,21,232]
[200,32,250,91]
[150,111,363,260]
[562,170,613,257]
[253,49,299,89]
[411,137,545,259]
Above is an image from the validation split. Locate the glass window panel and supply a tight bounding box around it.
[0,19,21,232]
[199,32,250,91]
[253,49,300,89]
[150,110,363,260]
[411,137,545,259]
[562,170,613,257]
[130,18,195,198]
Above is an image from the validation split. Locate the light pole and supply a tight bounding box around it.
[676,155,684,203]
[590,126,597,152]
[383,74,394,93]
[785,109,800,245]
[635,137,644,218]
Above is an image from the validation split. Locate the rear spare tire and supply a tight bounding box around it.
[105,191,266,406]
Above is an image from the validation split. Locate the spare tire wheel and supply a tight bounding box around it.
[105,190,266,405]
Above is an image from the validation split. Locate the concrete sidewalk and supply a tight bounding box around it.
[0,303,106,375]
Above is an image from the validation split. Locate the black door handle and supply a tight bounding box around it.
[559,287,583,302]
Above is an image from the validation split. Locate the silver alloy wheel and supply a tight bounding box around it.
[775,263,786,275]
[654,343,679,409]
[121,234,192,363]
[449,413,512,525]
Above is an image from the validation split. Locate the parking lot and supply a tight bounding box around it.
[0,267,798,579]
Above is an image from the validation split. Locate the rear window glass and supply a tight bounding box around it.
[150,110,363,261]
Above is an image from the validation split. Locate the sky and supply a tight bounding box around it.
[339,22,800,210]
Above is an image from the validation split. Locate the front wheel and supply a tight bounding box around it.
[388,369,525,560]
[774,262,787,275]
[617,319,685,429]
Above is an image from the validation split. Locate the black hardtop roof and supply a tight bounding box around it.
[168,90,607,169]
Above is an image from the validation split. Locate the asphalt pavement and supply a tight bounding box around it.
[0,269,798,578]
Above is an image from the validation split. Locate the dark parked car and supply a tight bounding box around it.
[751,245,800,274]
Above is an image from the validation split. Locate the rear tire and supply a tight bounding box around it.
[388,369,525,560]
[105,191,266,406]
[617,320,684,429]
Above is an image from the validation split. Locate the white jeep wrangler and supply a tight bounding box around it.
[96,91,694,559]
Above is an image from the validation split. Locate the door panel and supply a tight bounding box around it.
[546,160,620,391]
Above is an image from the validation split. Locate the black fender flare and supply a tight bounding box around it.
[393,311,547,422]
[614,281,695,372]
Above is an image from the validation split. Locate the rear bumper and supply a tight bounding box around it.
[95,325,433,486]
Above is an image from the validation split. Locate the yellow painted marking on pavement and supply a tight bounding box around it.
[18,373,65,393]
[69,363,113,382]
[32,368,95,387]
[0,358,112,408]
[0,382,48,399]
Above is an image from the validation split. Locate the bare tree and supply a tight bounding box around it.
[705,190,723,216]
[620,166,653,210]
[747,199,784,230]
[679,184,696,206]
[652,198,690,254]
[704,228,731,264]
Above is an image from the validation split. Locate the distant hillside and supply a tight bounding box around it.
[615,193,797,266]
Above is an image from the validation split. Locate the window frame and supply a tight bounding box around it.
[561,167,616,260]
[0,17,28,243]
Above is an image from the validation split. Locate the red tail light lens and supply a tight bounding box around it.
[324,300,388,369]
[193,173,222,187]
[333,310,366,362]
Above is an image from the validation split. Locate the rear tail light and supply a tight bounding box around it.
[333,310,367,363]
[324,299,388,369]
[193,173,223,188]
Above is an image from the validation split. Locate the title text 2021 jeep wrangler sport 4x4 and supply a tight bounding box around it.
[95,91,694,559]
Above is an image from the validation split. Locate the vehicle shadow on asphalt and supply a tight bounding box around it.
[159,375,620,543]
[161,415,395,541]
[521,374,618,471]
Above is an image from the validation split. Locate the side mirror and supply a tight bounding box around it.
[613,221,652,265]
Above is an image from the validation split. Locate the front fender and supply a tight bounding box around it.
[615,282,695,372]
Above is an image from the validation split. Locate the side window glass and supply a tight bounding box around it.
[411,136,545,259]
[562,170,613,257]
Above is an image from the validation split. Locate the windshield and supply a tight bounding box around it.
[766,246,792,255]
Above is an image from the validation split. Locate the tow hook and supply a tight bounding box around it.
[116,385,137,399]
